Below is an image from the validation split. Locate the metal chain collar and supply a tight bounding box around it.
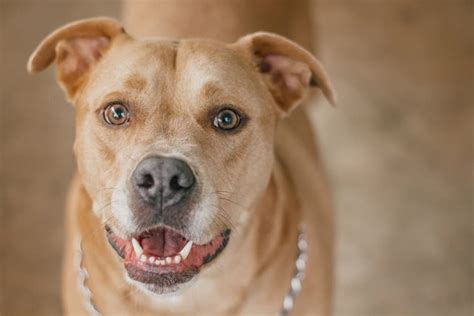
[76,226,307,316]
[278,226,308,316]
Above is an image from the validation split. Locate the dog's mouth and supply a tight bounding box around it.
[105,225,231,293]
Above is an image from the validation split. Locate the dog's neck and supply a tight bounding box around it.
[73,159,301,315]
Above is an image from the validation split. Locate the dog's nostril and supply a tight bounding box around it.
[138,173,155,189]
[169,173,194,191]
[169,176,181,191]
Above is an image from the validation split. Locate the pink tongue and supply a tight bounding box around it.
[139,227,187,257]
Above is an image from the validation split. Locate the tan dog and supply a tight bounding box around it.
[27,13,335,316]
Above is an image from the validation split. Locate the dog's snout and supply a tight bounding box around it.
[132,156,195,209]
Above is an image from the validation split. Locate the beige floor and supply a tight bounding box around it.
[1,0,472,315]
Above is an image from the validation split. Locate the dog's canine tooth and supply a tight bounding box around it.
[131,238,143,257]
[174,255,181,264]
[148,256,156,264]
[179,241,193,260]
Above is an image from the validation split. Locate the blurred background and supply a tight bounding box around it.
[0,0,472,315]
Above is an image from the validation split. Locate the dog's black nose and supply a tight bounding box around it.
[132,156,195,209]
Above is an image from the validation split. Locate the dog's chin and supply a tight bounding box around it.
[126,273,197,296]
[105,225,231,294]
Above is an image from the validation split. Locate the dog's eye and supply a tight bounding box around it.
[213,108,241,131]
[103,103,129,126]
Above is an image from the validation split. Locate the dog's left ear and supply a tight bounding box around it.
[232,32,336,116]
[27,17,126,99]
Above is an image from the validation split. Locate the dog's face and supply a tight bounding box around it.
[28,18,334,294]
[74,39,278,292]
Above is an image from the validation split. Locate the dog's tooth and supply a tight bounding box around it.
[140,255,147,262]
[148,256,156,264]
[174,255,181,264]
[165,257,172,264]
[131,238,143,257]
[179,241,193,260]
[159,259,165,265]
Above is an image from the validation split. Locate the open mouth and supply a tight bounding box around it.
[105,225,231,292]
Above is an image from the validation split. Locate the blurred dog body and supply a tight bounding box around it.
[27,1,335,315]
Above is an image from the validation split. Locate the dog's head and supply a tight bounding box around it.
[28,17,334,294]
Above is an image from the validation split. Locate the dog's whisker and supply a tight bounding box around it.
[216,196,247,211]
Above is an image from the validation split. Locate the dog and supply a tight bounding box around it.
[27,12,335,315]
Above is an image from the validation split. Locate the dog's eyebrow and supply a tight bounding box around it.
[124,73,147,92]
[200,81,222,98]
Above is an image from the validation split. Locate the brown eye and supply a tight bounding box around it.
[103,103,129,126]
[213,108,241,131]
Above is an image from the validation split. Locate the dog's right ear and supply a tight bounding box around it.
[232,32,336,117]
[27,17,126,99]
